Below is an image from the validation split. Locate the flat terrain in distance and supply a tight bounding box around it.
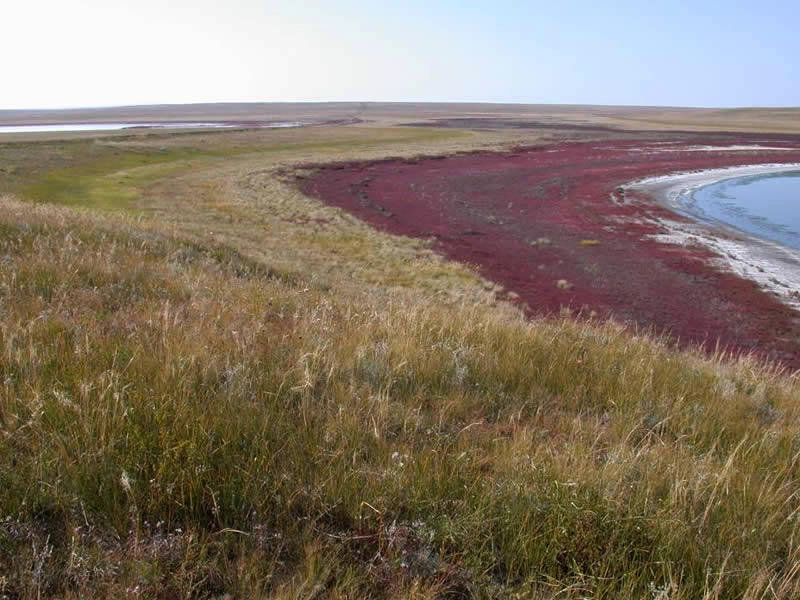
[3,101,800,132]
[2,103,800,599]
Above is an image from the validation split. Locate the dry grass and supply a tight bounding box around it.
[2,123,800,598]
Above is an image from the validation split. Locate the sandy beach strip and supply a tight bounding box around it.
[629,163,800,310]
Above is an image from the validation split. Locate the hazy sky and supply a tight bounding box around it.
[3,0,796,109]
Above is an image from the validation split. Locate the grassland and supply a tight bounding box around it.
[2,114,800,599]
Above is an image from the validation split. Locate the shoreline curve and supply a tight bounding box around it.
[629,163,800,310]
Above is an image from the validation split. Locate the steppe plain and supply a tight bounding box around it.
[2,103,800,598]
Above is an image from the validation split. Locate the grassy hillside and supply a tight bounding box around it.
[1,123,800,599]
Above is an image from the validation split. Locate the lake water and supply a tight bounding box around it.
[682,170,800,250]
[0,121,304,134]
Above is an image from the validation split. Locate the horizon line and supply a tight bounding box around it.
[2,101,799,113]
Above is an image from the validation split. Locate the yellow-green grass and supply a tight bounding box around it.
[1,124,800,598]
[10,127,464,211]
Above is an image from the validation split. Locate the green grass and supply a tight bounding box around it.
[13,126,465,212]
[21,149,206,210]
[2,126,800,598]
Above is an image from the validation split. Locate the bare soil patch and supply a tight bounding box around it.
[400,117,624,132]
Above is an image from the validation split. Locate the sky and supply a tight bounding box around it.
[2,0,797,109]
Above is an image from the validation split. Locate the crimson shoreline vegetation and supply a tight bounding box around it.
[300,137,800,369]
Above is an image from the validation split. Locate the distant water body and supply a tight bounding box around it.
[681,170,800,250]
[0,122,304,134]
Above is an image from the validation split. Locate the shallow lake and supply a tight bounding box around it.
[681,170,800,250]
[0,121,304,134]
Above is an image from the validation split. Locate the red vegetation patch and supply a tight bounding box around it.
[299,138,800,369]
